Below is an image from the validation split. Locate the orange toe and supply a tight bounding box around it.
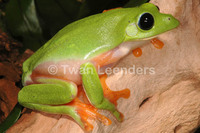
[132,48,142,57]
[68,93,112,131]
[151,38,164,49]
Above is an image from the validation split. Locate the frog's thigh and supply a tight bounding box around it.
[80,62,122,121]
[18,78,84,127]
[18,78,78,106]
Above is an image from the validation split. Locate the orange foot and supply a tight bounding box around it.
[100,74,130,106]
[68,97,112,131]
[69,76,130,131]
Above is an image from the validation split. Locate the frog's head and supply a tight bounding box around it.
[125,3,180,41]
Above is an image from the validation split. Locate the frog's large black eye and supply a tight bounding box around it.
[138,13,154,30]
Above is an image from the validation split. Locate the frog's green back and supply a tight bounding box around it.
[23,3,180,73]
[23,8,134,71]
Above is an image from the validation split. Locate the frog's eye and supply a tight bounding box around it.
[138,13,154,30]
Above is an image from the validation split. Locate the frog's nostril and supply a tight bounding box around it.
[168,17,171,20]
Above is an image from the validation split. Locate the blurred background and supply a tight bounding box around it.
[0,0,148,51]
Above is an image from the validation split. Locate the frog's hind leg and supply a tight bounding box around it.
[18,78,82,126]
[18,78,110,131]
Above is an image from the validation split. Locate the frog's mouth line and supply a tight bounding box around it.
[141,35,158,40]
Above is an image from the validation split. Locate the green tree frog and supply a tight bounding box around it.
[18,3,179,131]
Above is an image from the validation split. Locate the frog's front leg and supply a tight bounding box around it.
[80,62,127,121]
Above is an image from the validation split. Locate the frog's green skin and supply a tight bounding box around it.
[19,3,179,129]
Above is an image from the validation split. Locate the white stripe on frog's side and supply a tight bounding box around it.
[84,44,111,60]
[29,40,149,86]
[116,40,150,57]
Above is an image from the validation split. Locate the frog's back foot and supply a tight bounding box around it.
[67,98,112,131]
